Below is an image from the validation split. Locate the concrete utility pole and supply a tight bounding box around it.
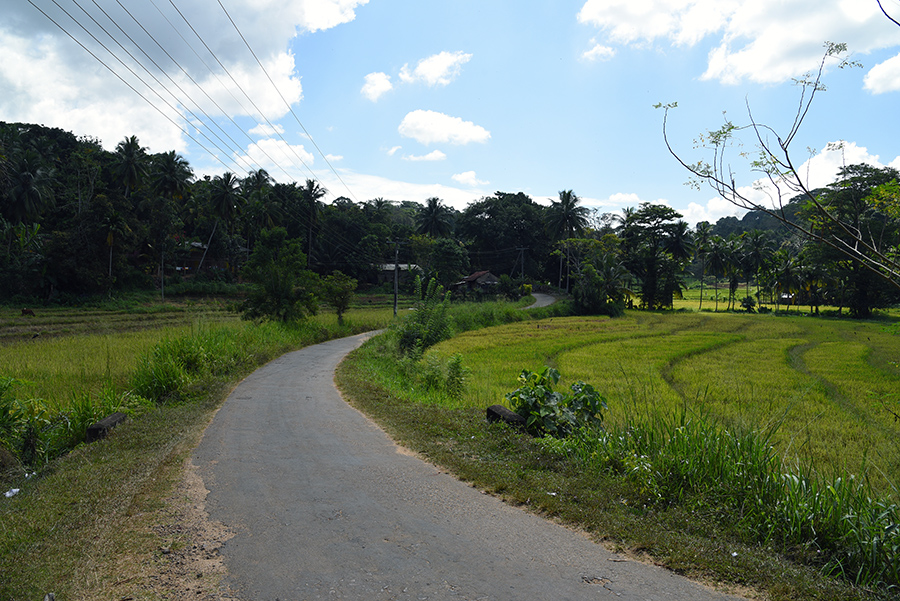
[393,240,400,317]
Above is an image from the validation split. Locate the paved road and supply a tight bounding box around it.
[523,292,556,309]
[194,333,746,601]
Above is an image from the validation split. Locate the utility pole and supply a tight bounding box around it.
[516,247,527,279]
[393,239,400,317]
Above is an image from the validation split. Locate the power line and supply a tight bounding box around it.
[28,0,234,174]
[28,0,382,265]
[215,0,359,203]
[69,0,256,174]
[165,0,319,184]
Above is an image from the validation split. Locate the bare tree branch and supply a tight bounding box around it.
[656,43,900,291]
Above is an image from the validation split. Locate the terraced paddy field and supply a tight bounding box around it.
[429,311,900,497]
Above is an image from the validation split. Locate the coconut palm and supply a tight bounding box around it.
[416,196,453,238]
[705,235,728,312]
[694,221,712,310]
[102,211,131,278]
[198,172,245,271]
[547,190,589,291]
[112,135,148,199]
[772,249,799,312]
[301,178,327,265]
[4,149,55,226]
[741,229,772,306]
[150,151,192,200]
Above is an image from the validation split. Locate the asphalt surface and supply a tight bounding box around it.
[194,333,747,601]
[523,292,556,309]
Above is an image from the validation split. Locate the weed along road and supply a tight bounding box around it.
[194,332,746,601]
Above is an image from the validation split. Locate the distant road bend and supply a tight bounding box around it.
[194,332,746,600]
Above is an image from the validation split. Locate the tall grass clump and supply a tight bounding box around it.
[131,318,368,404]
[563,408,900,591]
[0,377,151,470]
[395,277,452,354]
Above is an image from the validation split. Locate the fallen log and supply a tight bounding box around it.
[86,412,128,443]
[486,404,527,428]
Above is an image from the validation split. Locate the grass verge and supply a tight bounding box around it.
[0,306,390,601]
[336,317,898,601]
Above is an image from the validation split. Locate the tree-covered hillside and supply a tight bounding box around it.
[1,121,898,317]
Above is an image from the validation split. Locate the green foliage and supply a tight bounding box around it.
[569,409,900,590]
[418,353,470,400]
[396,276,452,353]
[740,295,756,312]
[240,227,319,323]
[321,270,357,325]
[505,366,606,438]
[572,253,628,316]
[0,376,151,468]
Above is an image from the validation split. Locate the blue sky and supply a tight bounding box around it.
[3,0,900,224]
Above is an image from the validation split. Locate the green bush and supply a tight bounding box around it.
[395,277,451,353]
[505,366,607,438]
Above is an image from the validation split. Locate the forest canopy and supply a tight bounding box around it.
[1,121,898,317]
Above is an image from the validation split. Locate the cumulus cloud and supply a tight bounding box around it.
[577,0,900,85]
[387,146,402,156]
[0,0,365,153]
[250,123,285,137]
[399,51,472,86]
[582,42,616,62]
[403,150,447,161]
[316,170,482,211]
[398,110,490,145]
[864,53,900,94]
[680,140,900,225]
[235,138,316,177]
[452,171,488,187]
[361,72,393,101]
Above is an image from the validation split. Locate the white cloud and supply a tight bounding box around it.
[316,170,483,211]
[361,72,393,101]
[249,123,285,137]
[387,146,402,156]
[293,0,371,33]
[578,0,900,85]
[864,53,900,94]
[681,140,900,225]
[398,110,491,145]
[583,42,616,62]
[403,150,447,162]
[682,197,747,226]
[0,0,365,153]
[452,171,489,187]
[235,138,316,177]
[399,51,472,86]
[325,154,343,162]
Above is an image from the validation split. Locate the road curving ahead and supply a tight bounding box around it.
[193,332,746,601]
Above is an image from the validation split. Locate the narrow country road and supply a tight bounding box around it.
[193,333,746,601]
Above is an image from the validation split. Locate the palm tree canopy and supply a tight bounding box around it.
[4,149,55,224]
[150,151,193,200]
[416,197,453,237]
[210,172,245,224]
[547,190,589,240]
[113,135,148,198]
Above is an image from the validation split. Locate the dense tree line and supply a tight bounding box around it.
[1,121,898,318]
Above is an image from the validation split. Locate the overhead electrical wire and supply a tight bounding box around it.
[67,0,257,175]
[215,0,359,203]
[115,0,304,185]
[164,0,320,185]
[27,0,388,266]
[27,0,235,174]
